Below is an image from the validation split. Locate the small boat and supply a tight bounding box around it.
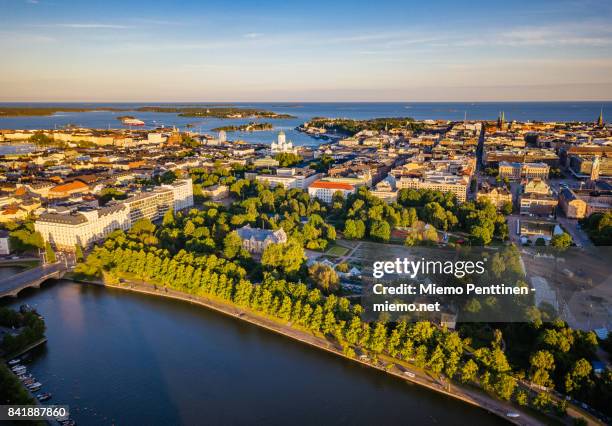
[27,382,42,391]
[8,359,20,365]
[18,373,33,380]
[12,366,26,373]
[56,415,70,422]
[61,420,76,426]
[23,378,35,385]
[506,412,520,418]
[37,392,52,401]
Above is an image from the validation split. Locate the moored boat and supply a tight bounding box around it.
[37,392,52,401]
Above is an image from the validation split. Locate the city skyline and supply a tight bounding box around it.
[1,0,612,101]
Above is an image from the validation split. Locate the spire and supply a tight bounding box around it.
[597,107,604,127]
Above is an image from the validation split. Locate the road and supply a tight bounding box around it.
[556,216,593,248]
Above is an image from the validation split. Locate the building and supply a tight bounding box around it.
[236,224,287,254]
[271,131,298,154]
[35,204,130,251]
[519,179,557,216]
[166,179,194,211]
[0,230,10,255]
[559,186,612,219]
[477,185,512,210]
[568,155,611,179]
[395,173,470,202]
[370,180,398,203]
[255,168,320,190]
[498,162,550,180]
[201,184,229,201]
[308,180,356,203]
[252,157,280,168]
[48,181,90,199]
[35,180,194,251]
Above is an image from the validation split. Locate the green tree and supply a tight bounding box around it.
[461,359,479,383]
[223,231,243,259]
[343,219,365,239]
[308,263,340,294]
[261,240,305,273]
[369,220,391,242]
[551,232,572,250]
[44,241,56,263]
[75,244,84,262]
[501,201,513,215]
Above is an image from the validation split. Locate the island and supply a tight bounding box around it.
[299,116,424,136]
[0,106,296,119]
[211,122,274,132]
[0,107,129,117]
[136,106,295,119]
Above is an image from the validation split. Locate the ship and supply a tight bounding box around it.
[121,117,145,126]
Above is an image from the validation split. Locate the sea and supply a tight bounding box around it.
[0,102,609,150]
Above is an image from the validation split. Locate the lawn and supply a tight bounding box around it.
[326,245,350,257]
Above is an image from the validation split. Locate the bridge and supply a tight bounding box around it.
[0,262,68,298]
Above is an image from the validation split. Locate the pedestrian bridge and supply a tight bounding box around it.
[0,263,67,298]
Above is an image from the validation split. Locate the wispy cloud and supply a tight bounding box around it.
[243,32,263,39]
[26,0,39,4]
[51,23,131,29]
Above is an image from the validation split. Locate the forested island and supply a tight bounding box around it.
[0,106,296,119]
[136,107,295,119]
[0,107,128,117]
[212,122,274,132]
[301,117,425,136]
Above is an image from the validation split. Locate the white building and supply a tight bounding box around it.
[35,180,194,251]
[271,131,298,154]
[0,230,11,255]
[256,168,320,190]
[308,180,356,203]
[164,178,194,211]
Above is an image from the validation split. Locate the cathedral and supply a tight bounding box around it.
[271,131,298,154]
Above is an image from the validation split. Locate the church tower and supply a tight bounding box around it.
[596,107,604,127]
[591,156,601,181]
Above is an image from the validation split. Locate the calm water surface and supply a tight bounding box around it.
[1,275,507,426]
[0,101,609,147]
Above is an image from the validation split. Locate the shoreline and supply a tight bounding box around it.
[75,278,545,426]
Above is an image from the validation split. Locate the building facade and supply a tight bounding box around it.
[308,180,356,203]
[236,224,287,254]
[35,179,194,251]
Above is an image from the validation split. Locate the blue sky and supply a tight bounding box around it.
[1,0,611,101]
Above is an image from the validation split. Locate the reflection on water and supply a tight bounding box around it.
[3,280,506,426]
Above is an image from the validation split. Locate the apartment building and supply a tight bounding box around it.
[35,179,194,251]
[394,173,469,202]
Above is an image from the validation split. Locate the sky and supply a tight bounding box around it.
[1,0,612,102]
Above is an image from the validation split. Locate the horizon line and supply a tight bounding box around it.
[1,99,612,104]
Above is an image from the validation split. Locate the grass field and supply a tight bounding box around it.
[326,245,349,257]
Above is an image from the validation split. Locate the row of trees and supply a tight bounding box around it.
[77,237,568,413]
